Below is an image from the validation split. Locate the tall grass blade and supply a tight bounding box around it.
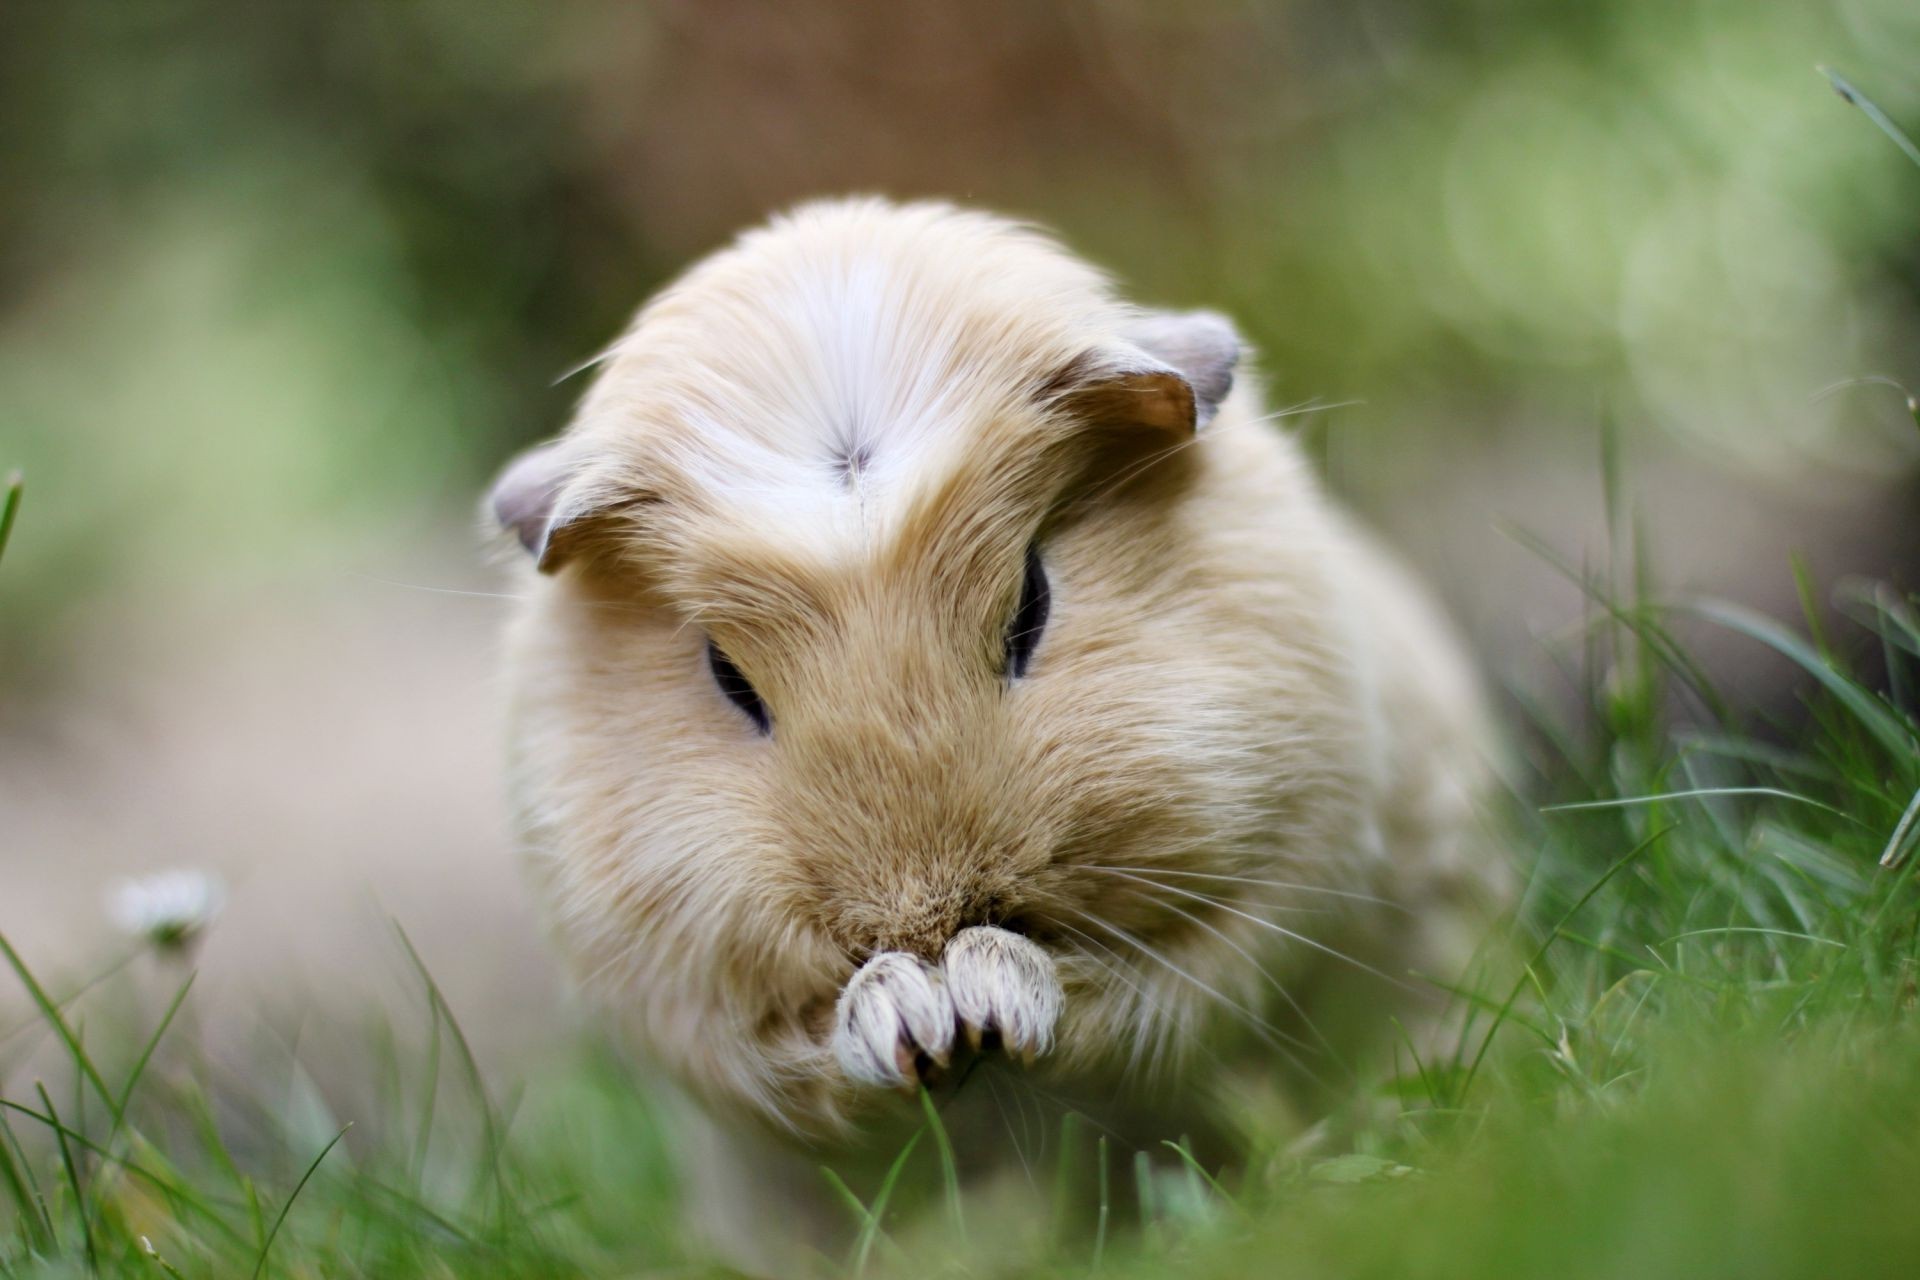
[114,972,195,1120]
[0,1105,54,1250]
[1460,826,1672,1098]
[394,923,510,1231]
[1822,68,1920,171]
[249,1123,350,1280]
[843,1129,923,1279]
[1690,599,1915,759]
[917,1086,964,1237]
[409,995,443,1192]
[0,471,20,567]
[1879,785,1920,869]
[1160,1140,1236,1208]
[0,934,120,1124]
[0,1097,252,1249]
[1543,787,1863,826]
[1050,1110,1084,1251]
[1133,1150,1156,1247]
[36,1081,94,1273]
[1093,1135,1109,1270]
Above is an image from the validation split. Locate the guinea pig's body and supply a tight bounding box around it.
[491,199,1499,1275]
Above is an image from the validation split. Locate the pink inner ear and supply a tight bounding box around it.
[489,443,567,556]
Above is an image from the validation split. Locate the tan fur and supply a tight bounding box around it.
[492,198,1500,1273]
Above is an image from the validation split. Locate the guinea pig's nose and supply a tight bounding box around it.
[829,876,1027,964]
[849,899,1003,964]
[857,922,952,965]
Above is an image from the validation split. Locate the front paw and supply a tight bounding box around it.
[832,953,955,1088]
[942,926,1062,1063]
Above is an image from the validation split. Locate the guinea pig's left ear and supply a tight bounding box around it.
[1050,309,1240,435]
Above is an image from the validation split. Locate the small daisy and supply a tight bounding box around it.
[108,869,226,951]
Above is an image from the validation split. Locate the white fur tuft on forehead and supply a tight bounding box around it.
[579,199,1131,548]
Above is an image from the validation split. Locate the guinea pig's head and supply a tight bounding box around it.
[492,199,1368,1132]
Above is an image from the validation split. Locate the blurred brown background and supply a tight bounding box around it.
[3,0,1917,1061]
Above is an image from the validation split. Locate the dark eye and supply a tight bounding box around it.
[708,640,771,734]
[1004,544,1050,679]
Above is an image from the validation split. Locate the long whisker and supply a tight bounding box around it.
[349,573,661,619]
[1084,864,1412,914]
[1072,397,1362,512]
[1052,918,1188,1076]
[991,1069,1135,1150]
[1090,868,1414,991]
[983,1073,1037,1189]
[1084,869,1335,918]
[1064,907,1321,1078]
[1108,885,1344,1067]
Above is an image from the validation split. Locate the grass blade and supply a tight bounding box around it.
[1543,787,1864,827]
[917,1086,964,1237]
[819,1165,872,1231]
[0,1097,252,1249]
[0,949,141,1050]
[0,471,19,567]
[0,1105,54,1250]
[409,994,443,1192]
[1690,599,1915,760]
[36,1081,94,1273]
[1879,785,1920,869]
[115,971,196,1120]
[0,933,120,1125]
[1093,1135,1109,1270]
[840,1128,923,1279]
[394,923,510,1231]
[1460,825,1673,1099]
[1050,1110,1084,1252]
[249,1123,350,1280]
[1822,67,1920,171]
[1159,1140,1237,1209]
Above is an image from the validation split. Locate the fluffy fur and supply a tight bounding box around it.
[490,198,1500,1273]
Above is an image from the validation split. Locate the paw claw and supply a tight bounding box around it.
[833,953,955,1089]
[942,926,1062,1064]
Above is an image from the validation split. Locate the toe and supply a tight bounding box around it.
[943,926,1063,1062]
[832,952,955,1088]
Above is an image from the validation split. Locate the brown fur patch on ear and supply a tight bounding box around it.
[1125,310,1238,423]
[1045,354,1199,438]
[1040,311,1240,438]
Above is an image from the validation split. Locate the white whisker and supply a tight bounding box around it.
[1090,867,1413,991]
[1110,885,1341,1064]
[1053,918,1185,1075]
[1084,864,1410,914]
[1064,907,1321,1078]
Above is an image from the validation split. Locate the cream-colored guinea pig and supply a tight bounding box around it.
[488,197,1500,1274]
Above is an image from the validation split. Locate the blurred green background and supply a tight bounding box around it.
[1,0,1917,1053]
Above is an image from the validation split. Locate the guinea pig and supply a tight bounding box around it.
[487,197,1501,1274]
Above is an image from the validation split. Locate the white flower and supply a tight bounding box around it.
[108,869,226,949]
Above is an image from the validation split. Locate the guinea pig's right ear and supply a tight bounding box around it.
[487,440,600,572]
[1047,309,1241,437]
